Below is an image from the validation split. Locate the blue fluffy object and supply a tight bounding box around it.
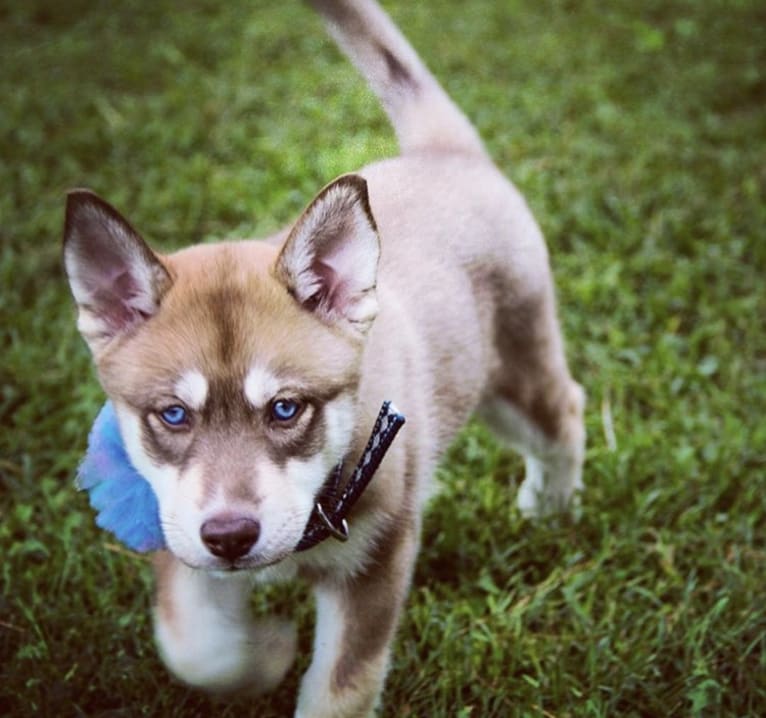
[77,401,165,552]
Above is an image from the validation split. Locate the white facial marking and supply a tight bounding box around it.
[115,402,177,509]
[244,364,281,409]
[174,369,209,410]
[114,402,208,561]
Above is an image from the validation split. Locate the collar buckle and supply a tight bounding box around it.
[314,502,349,542]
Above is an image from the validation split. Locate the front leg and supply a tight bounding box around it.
[152,552,296,694]
[296,528,419,718]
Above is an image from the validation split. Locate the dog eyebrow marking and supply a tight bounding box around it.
[244,364,281,409]
[174,369,209,410]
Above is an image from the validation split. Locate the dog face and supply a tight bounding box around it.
[64,176,380,570]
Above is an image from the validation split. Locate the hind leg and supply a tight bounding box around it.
[480,290,585,517]
[481,384,585,516]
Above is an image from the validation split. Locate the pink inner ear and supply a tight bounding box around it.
[321,233,360,275]
[310,234,369,316]
[309,259,335,303]
[89,269,151,331]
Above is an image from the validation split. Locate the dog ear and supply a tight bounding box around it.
[63,189,172,354]
[275,175,380,335]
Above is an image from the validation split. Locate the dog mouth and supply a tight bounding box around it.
[192,551,291,574]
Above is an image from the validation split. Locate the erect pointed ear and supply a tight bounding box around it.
[275,175,380,335]
[62,189,172,354]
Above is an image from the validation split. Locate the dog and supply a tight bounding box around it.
[63,1,585,715]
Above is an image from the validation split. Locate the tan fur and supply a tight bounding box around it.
[64,1,585,715]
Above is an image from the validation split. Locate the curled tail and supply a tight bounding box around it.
[308,0,487,157]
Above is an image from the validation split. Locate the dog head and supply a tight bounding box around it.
[63,176,380,570]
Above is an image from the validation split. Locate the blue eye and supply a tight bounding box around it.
[271,399,301,422]
[159,405,188,427]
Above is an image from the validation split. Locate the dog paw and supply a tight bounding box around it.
[516,478,582,520]
[516,477,544,518]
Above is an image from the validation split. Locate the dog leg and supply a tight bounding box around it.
[152,552,296,695]
[481,290,586,517]
[296,527,419,718]
[482,385,585,517]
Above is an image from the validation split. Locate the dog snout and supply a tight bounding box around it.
[200,515,260,561]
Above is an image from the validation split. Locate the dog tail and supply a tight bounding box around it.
[308,0,487,157]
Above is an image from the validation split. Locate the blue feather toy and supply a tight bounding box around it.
[77,401,166,552]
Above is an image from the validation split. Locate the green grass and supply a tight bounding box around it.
[2,0,765,715]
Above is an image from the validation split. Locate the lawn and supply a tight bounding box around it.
[1,0,765,716]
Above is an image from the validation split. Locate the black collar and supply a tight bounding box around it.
[294,401,405,552]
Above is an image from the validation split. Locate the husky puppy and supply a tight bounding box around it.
[63,0,585,715]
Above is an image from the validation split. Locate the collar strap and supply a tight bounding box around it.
[294,401,405,552]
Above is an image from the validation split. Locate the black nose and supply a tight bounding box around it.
[200,516,260,561]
